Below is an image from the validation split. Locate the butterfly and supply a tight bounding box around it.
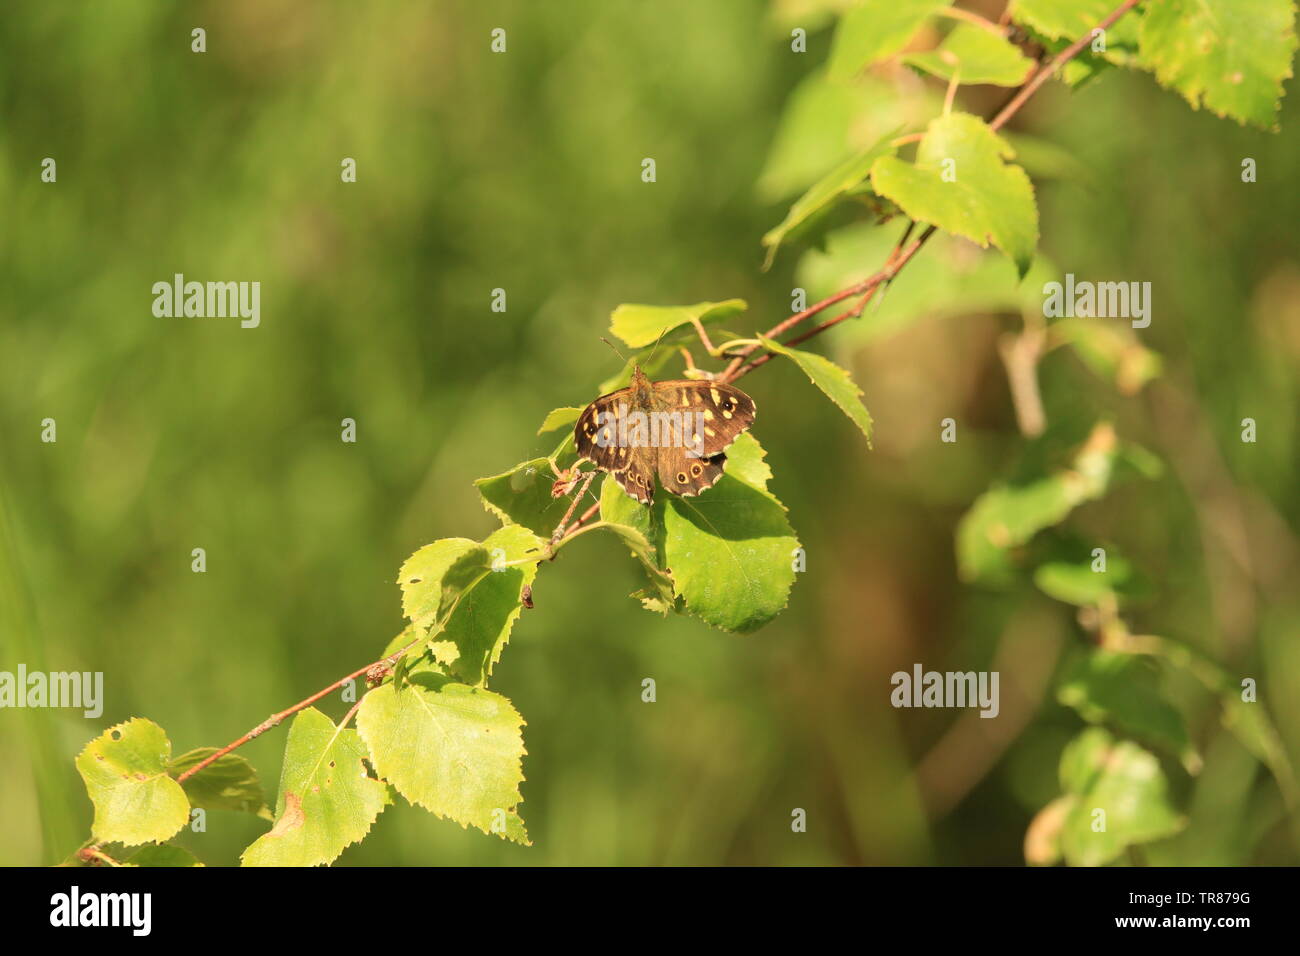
[574,366,757,504]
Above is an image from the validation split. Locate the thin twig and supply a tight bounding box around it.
[988,0,1140,132]
[175,635,422,784]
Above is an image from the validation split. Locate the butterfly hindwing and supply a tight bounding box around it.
[656,448,727,498]
[613,450,656,504]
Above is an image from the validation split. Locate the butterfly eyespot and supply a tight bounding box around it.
[721,398,734,411]
[690,463,703,478]
[676,471,687,484]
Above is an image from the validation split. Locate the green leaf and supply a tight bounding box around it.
[598,433,800,633]
[474,457,573,537]
[609,300,747,349]
[762,134,898,268]
[1057,727,1186,866]
[75,718,190,847]
[125,845,203,867]
[1139,0,1297,128]
[442,524,543,685]
[1033,554,1134,607]
[759,69,938,201]
[397,539,488,630]
[1009,0,1144,66]
[168,749,271,820]
[1057,651,1197,769]
[903,23,1037,86]
[537,406,582,435]
[356,674,529,844]
[758,335,873,444]
[956,422,1122,582]
[241,708,388,867]
[871,112,1039,276]
[828,0,951,81]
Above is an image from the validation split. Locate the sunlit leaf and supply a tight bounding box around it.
[475,457,573,538]
[357,673,529,844]
[609,300,747,349]
[1139,0,1297,129]
[75,719,190,847]
[596,433,799,632]
[871,112,1038,276]
[537,406,582,435]
[241,708,388,867]
[903,23,1036,86]
[1057,727,1186,866]
[759,335,873,443]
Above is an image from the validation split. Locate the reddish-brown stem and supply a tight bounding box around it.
[988,0,1140,132]
[174,635,421,783]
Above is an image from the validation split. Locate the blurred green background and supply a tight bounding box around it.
[1,0,1297,866]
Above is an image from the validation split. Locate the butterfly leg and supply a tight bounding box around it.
[548,470,596,546]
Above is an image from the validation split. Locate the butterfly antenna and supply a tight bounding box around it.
[645,325,670,366]
[600,337,627,365]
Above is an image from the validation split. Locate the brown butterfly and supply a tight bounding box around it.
[574,366,757,504]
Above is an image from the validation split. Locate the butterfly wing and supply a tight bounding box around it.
[575,386,657,503]
[575,387,631,471]
[651,380,756,458]
[656,448,727,498]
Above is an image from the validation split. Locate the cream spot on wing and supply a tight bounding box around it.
[710,388,721,405]
[704,426,715,437]
[721,410,733,420]
[703,409,714,421]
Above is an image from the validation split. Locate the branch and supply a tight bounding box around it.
[719,0,1141,378]
[175,635,420,784]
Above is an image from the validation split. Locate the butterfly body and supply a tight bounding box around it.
[574,366,757,504]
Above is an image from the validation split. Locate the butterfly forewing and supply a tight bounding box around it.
[651,380,756,458]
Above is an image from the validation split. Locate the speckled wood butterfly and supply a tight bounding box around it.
[574,366,757,504]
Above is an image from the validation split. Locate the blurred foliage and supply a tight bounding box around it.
[1,0,1298,866]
